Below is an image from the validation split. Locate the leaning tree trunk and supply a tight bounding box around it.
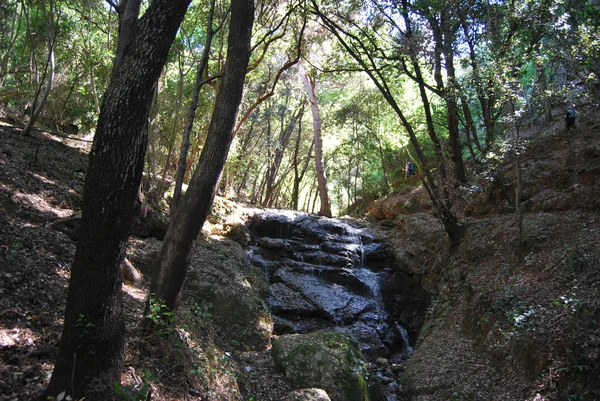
[171,0,218,215]
[147,0,254,313]
[300,63,332,217]
[40,1,191,400]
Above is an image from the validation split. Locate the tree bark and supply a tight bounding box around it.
[299,63,332,217]
[112,0,142,74]
[147,0,254,313]
[40,1,191,400]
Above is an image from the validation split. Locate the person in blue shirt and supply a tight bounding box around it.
[405,160,415,178]
[565,109,576,130]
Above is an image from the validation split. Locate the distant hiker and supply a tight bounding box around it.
[405,160,415,178]
[565,109,577,130]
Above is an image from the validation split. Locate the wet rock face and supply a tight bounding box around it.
[247,211,390,331]
[246,211,417,398]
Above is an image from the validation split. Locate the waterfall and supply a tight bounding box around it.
[395,322,413,355]
[353,268,386,318]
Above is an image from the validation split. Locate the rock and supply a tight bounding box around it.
[130,207,169,240]
[121,257,143,286]
[258,237,291,250]
[185,238,272,351]
[295,251,352,267]
[225,222,252,246]
[272,331,369,401]
[266,283,319,317]
[284,388,332,401]
[127,237,162,275]
[274,269,375,323]
[50,214,81,241]
[363,242,389,262]
[367,187,432,220]
[335,321,388,360]
[247,210,305,238]
[375,357,389,369]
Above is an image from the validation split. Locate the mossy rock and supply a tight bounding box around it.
[272,331,369,401]
[185,238,272,351]
[224,222,252,246]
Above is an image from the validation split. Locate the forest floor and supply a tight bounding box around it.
[1,103,600,401]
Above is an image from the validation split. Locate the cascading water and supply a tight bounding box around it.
[246,210,412,360]
[353,268,386,317]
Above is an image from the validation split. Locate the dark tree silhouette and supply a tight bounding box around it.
[40,1,192,400]
[148,0,254,312]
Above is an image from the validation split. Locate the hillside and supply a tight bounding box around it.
[1,103,599,401]
[368,105,600,400]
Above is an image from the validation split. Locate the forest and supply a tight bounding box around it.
[1,0,599,400]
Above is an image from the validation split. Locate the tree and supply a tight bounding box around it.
[147,0,254,313]
[310,0,464,243]
[171,0,223,215]
[21,0,55,137]
[300,62,332,217]
[40,1,192,399]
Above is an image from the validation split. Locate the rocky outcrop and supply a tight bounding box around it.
[367,186,432,220]
[246,212,394,352]
[246,210,430,400]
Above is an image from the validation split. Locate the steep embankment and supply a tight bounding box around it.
[367,106,600,401]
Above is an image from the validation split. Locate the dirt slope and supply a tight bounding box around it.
[368,106,600,401]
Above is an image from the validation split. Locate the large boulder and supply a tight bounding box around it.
[185,237,272,351]
[272,331,369,401]
[367,186,432,220]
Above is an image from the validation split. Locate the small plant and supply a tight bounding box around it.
[146,296,175,332]
[114,369,154,401]
[553,294,580,311]
[192,300,212,320]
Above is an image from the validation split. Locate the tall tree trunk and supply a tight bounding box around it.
[444,58,466,183]
[147,0,254,313]
[40,1,192,400]
[292,119,314,210]
[263,103,304,207]
[510,98,524,259]
[113,0,142,74]
[459,94,483,154]
[372,130,390,191]
[459,14,496,151]
[22,0,55,137]
[299,63,332,217]
[535,50,553,123]
[171,0,218,215]
[0,1,23,89]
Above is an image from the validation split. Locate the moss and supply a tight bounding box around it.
[272,332,369,401]
[342,371,369,401]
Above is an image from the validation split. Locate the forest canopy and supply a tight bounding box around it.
[1,0,598,215]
